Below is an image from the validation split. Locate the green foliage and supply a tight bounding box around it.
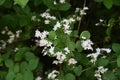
[14,0,29,8]
[0,0,120,80]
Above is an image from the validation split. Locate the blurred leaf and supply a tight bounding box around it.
[24,52,36,61]
[27,58,39,71]
[48,31,56,40]
[14,63,20,73]
[20,61,28,72]
[14,0,29,8]
[67,41,75,51]
[80,30,91,39]
[64,73,75,80]
[34,0,42,6]
[0,0,6,5]
[117,55,120,67]
[73,65,82,76]
[75,40,83,52]
[5,59,14,68]
[103,71,117,80]
[6,71,15,80]
[113,0,120,6]
[103,0,113,9]
[23,70,33,80]
[15,73,23,80]
[112,43,120,53]
[96,58,109,66]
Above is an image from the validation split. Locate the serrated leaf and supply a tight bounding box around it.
[20,61,28,72]
[14,0,29,8]
[112,43,120,53]
[23,70,33,80]
[0,0,6,5]
[64,73,75,80]
[80,30,91,39]
[103,0,113,9]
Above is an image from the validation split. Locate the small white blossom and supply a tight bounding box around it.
[99,19,104,22]
[35,76,42,80]
[94,66,108,80]
[44,20,50,24]
[60,0,65,4]
[68,58,77,65]
[81,39,93,50]
[48,70,59,79]
[75,8,80,13]
[53,21,61,31]
[31,16,36,21]
[64,47,70,54]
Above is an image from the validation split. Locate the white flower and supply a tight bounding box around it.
[60,0,65,4]
[75,8,80,13]
[39,39,48,46]
[68,58,77,65]
[81,39,93,50]
[99,19,104,22]
[48,70,59,79]
[83,7,89,10]
[35,29,41,38]
[49,46,55,55]
[31,16,36,21]
[53,21,61,31]
[101,48,111,53]
[94,66,108,80]
[64,47,70,54]
[35,76,42,80]
[44,20,50,24]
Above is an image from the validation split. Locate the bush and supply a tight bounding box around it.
[0,0,120,80]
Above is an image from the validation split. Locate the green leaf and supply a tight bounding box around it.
[80,30,91,39]
[5,59,14,68]
[34,0,42,6]
[97,58,109,66]
[14,0,29,8]
[103,71,117,80]
[64,73,75,80]
[24,52,36,61]
[73,65,82,76]
[15,73,23,80]
[27,58,39,71]
[112,43,120,53]
[6,71,15,80]
[57,2,71,11]
[14,63,20,73]
[103,0,113,9]
[48,31,56,40]
[0,0,6,5]
[75,40,83,52]
[20,61,28,72]
[67,41,75,51]
[14,47,30,61]
[23,70,33,80]
[117,55,120,67]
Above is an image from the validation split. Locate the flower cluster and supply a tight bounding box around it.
[47,70,59,80]
[40,9,56,24]
[68,58,77,65]
[35,76,42,80]
[81,36,94,51]
[87,48,111,63]
[0,27,22,49]
[94,66,108,80]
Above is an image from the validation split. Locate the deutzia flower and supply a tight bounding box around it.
[44,20,50,24]
[81,39,93,51]
[94,66,108,80]
[53,21,61,31]
[35,76,42,80]
[60,0,65,4]
[68,58,77,65]
[48,70,59,79]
